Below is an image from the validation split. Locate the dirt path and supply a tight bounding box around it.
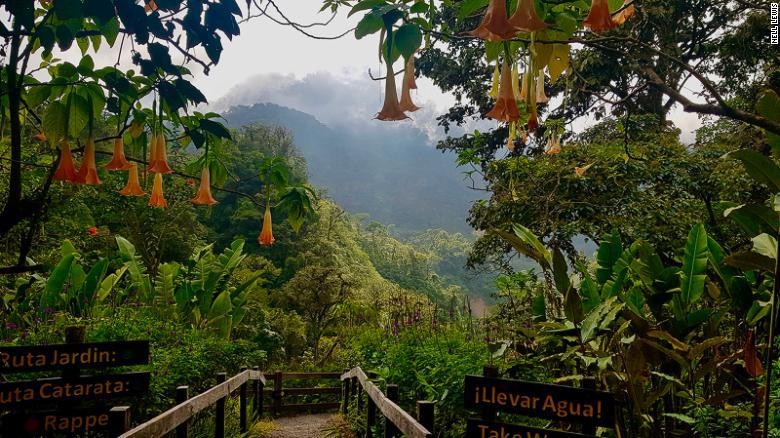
[268,413,337,438]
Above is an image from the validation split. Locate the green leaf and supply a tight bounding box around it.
[727,149,780,192]
[410,1,429,14]
[564,287,584,325]
[199,118,231,139]
[355,11,383,39]
[679,224,708,308]
[751,233,777,260]
[724,251,775,272]
[596,230,622,285]
[458,0,488,19]
[102,18,120,46]
[66,92,91,137]
[43,101,68,144]
[662,413,696,425]
[77,55,95,75]
[78,259,109,314]
[207,290,233,320]
[42,254,75,310]
[349,0,387,17]
[394,24,423,60]
[54,0,83,20]
[552,247,571,295]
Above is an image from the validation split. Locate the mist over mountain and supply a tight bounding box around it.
[222,102,481,234]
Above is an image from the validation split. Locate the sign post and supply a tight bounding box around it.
[0,330,150,437]
[464,371,617,438]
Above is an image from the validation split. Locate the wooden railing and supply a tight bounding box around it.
[266,370,343,416]
[341,367,434,438]
[119,368,266,438]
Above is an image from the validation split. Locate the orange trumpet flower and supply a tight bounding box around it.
[469,0,517,41]
[76,138,101,185]
[149,173,167,208]
[149,133,173,174]
[105,137,132,170]
[486,62,521,122]
[536,70,548,103]
[508,0,547,33]
[119,165,145,196]
[144,0,158,12]
[612,0,635,25]
[33,132,47,142]
[258,204,275,246]
[192,167,218,206]
[399,58,420,113]
[376,61,409,121]
[53,141,79,183]
[405,55,418,90]
[527,108,539,131]
[584,0,617,33]
[506,123,516,151]
[489,64,500,99]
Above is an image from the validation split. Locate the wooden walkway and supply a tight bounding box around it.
[266,413,340,438]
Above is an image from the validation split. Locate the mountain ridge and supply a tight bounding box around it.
[222,102,480,234]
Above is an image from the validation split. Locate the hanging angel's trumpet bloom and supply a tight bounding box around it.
[506,122,516,151]
[469,0,517,41]
[519,71,529,100]
[584,0,617,33]
[511,63,521,100]
[527,109,539,131]
[612,0,635,25]
[575,163,594,177]
[192,167,218,206]
[258,204,275,246]
[105,137,132,170]
[405,55,417,90]
[119,164,145,196]
[144,0,158,12]
[508,0,547,33]
[489,64,500,99]
[399,58,420,113]
[33,132,47,142]
[376,61,409,121]
[53,141,79,183]
[76,137,101,185]
[535,70,548,103]
[149,173,167,208]
[486,62,521,122]
[149,133,173,174]
[545,134,561,154]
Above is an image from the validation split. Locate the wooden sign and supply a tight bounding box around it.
[3,408,113,436]
[0,340,149,373]
[467,419,595,438]
[0,372,150,407]
[464,375,615,427]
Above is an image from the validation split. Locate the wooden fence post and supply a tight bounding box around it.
[273,370,283,417]
[176,386,189,438]
[253,366,262,419]
[63,326,85,379]
[482,365,499,421]
[109,406,131,437]
[582,377,596,435]
[385,384,399,438]
[342,368,350,415]
[215,372,226,438]
[367,393,377,438]
[417,400,434,437]
[240,367,248,433]
[351,377,359,411]
[356,378,364,414]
